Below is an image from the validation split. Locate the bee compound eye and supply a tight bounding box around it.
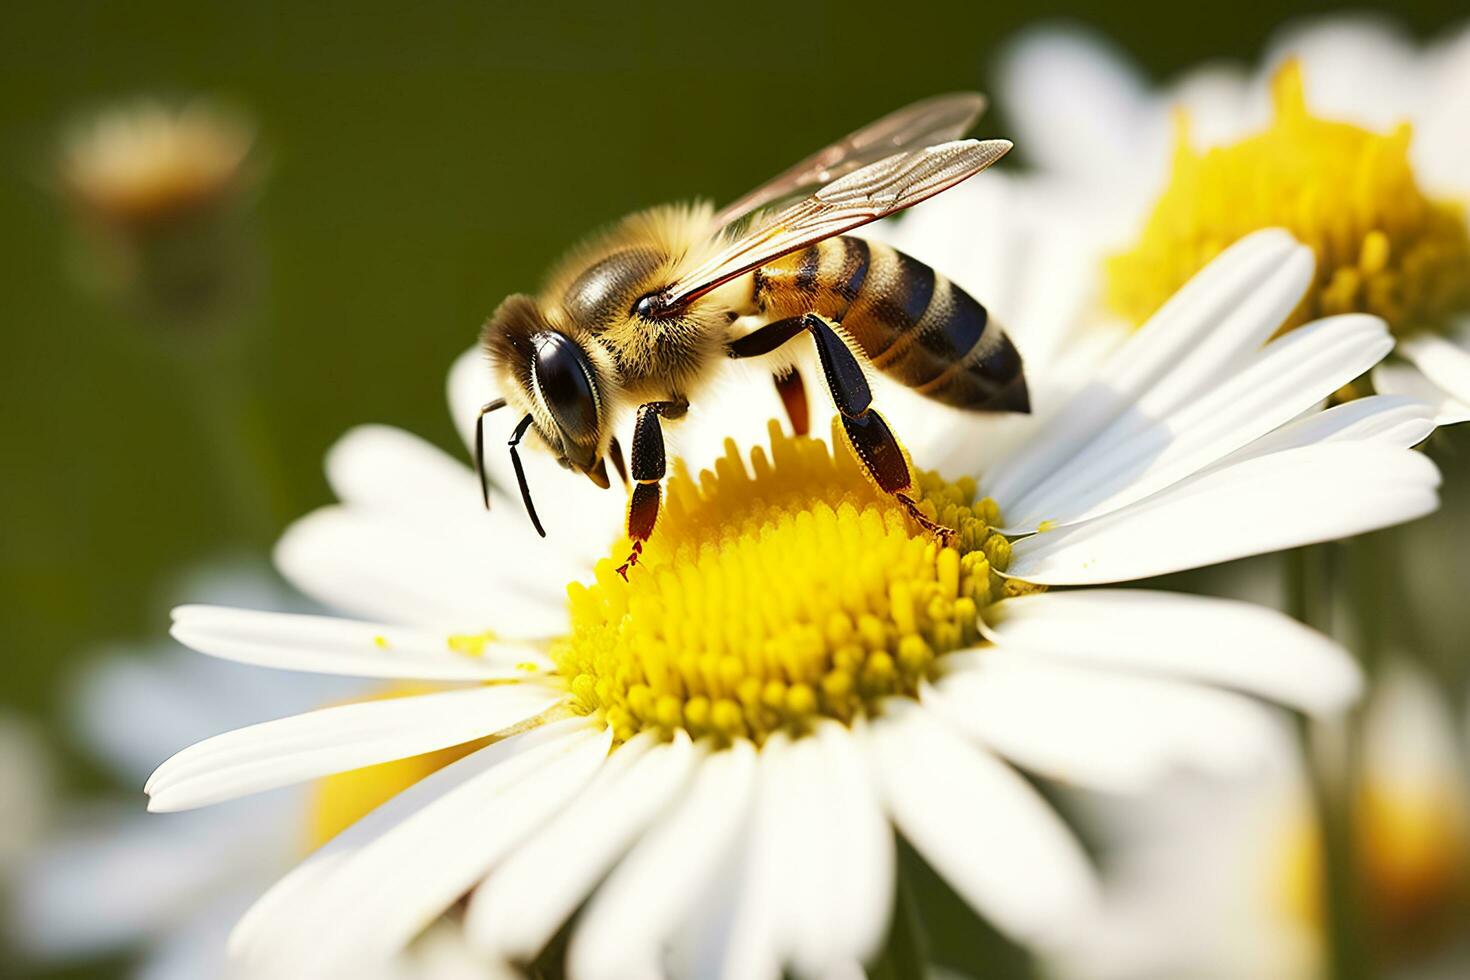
[531,332,600,444]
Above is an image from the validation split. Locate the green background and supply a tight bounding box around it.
[3,2,1468,977]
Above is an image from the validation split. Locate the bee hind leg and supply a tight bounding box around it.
[733,313,954,546]
[616,399,686,579]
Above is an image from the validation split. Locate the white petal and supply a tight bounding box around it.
[1007,442,1439,584]
[927,656,1292,793]
[170,605,551,680]
[1167,63,1263,148]
[228,725,590,959]
[12,805,276,959]
[1223,394,1435,462]
[1417,27,1470,196]
[1004,313,1391,530]
[68,647,360,788]
[466,731,698,962]
[274,505,570,637]
[983,230,1310,512]
[1263,15,1421,132]
[447,347,625,564]
[326,424,479,511]
[568,741,759,980]
[868,701,1097,945]
[1373,360,1470,426]
[146,683,565,812]
[237,720,609,976]
[1395,330,1470,415]
[978,589,1361,714]
[785,722,894,976]
[997,27,1151,181]
[135,887,255,980]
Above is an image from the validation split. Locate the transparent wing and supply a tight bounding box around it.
[708,92,987,230]
[659,138,1011,310]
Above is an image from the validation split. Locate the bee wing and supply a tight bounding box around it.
[708,92,988,230]
[661,138,1011,309]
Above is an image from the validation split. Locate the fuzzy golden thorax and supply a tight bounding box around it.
[481,202,755,467]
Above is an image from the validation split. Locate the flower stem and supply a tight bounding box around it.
[178,337,291,546]
[1287,544,1376,980]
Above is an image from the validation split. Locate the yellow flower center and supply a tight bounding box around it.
[554,421,1021,745]
[1108,61,1470,337]
[1271,780,1470,964]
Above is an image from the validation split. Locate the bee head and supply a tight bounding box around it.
[482,294,612,489]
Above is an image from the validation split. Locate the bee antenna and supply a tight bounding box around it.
[508,413,547,538]
[473,398,508,511]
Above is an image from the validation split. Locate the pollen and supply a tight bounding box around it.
[1108,60,1470,336]
[553,420,1015,744]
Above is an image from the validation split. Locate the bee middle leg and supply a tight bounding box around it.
[728,313,954,546]
[617,398,687,579]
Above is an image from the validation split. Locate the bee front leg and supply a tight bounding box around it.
[617,399,687,579]
[730,313,953,546]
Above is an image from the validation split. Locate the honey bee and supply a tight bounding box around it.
[476,93,1029,575]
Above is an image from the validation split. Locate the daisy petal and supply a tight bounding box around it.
[868,701,1097,945]
[1394,330,1470,417]
[984,230,1309,509]
[466,731,698,962]
[243,721,610,976]
[786,722,894,975]
[170,605,551,680]
[977,590,1360,714]
[997,27,1150,180]
[274,506,570,637]
[325,424,477,512]
[1373,361,1470,426]
[1004,313,1391,530]
[1007,442,1439,585]
[145,683,565,812]
[228,719,582,959]
[1222,394,1435,462]
[926,656,1292,792]
[568,741,758,980]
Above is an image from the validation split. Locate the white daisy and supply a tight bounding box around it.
[1049,661,1470,980]
[143,224,1441,979]
[9,563,499,980]
[998,15,1470,422]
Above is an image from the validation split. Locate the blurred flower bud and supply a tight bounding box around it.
[58,98,261,334]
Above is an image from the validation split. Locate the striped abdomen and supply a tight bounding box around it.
[753,236,1028,412]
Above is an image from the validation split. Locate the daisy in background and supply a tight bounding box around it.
[59,97,262,330]
[9,562,497,980]
[1050,661,1470,980]
[0,712,51,881]
[998,14,1470,421]
[142,226,1440,979]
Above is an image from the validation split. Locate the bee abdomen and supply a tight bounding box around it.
[756,237,1027,413]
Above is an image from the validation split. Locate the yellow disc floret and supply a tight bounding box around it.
[1108,60,1470,336]
[555,420,1015,744]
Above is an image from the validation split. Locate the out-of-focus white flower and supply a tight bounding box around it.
[999,15,1470,423]
[1051,661,1470,980]
[8,563,499,980]
[136,226,1444,978]
[0,713,52,879]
